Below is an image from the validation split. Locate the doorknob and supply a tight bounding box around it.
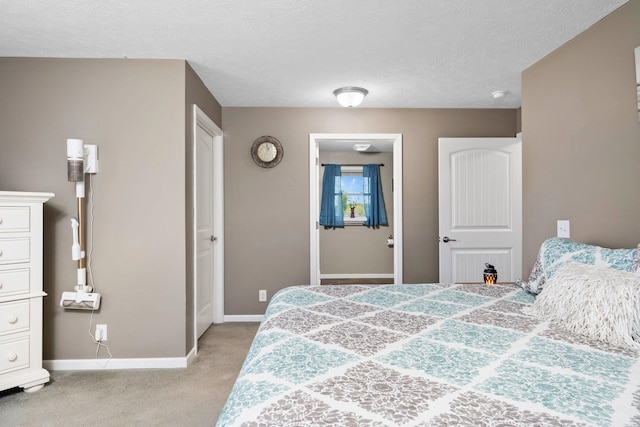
[442,236,457,243]
[210,235,217,242]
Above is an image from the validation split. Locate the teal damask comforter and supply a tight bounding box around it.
[216,283,640,426]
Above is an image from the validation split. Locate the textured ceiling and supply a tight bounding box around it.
[0,0,627,108]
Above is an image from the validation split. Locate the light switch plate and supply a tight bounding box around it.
[557,220,570,238]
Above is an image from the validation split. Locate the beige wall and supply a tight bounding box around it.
[319,151,394,276]
[222,107,517,314]
[0,58,220,360]
[521,0,640,275]
[185,63,222,128]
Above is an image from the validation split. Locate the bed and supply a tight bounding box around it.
[216,239,640,427]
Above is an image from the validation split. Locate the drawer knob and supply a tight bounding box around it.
[0,282,3,289]
[7,314,18,324]
[7,352,17,362]
[0,217,3,224]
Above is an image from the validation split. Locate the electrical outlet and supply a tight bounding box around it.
[84,144,99,174]
[259,290,267,302]
[95,324,108,342]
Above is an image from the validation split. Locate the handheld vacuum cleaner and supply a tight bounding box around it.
[60,138,101,310]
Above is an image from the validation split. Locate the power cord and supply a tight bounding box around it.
[85,173,113,367]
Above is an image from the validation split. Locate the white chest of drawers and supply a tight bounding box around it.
[0,191,53,393]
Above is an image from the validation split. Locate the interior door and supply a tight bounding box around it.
[195,122,215,338]
[438,137,522,283]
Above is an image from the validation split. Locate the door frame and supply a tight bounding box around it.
[309,133,403,285]
[192,105,224,353]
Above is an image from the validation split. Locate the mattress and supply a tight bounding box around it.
[216,283,640,426]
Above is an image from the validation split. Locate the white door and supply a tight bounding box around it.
[195,121,215,338]
[192,105,224,349]
[438,137,522,283]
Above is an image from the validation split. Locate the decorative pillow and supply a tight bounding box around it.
[633,244,640,273]
[523,261,640,350]
[520,238,638,294]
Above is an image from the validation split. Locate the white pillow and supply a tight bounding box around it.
[524,261,640,349]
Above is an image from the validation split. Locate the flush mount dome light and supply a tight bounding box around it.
[333,86,368,108]
[353,143,371,152]
[492,90,507,99]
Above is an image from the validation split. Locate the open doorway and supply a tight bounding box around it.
[309,133,403,285]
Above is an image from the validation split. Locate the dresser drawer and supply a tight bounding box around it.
[0,300,30,336]
[0,268,30,297]
[0,207,30,233]
[0,237,30,265]
[0,337,29,374]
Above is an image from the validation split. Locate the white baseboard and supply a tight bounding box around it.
[44,355,191,371]
[319,273,394,279]
[223,315,264,322]
[43,322,261,370]
[186,344,197,364]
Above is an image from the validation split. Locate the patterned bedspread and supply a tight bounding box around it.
[215,283,640,426]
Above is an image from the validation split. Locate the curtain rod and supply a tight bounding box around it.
[321,163,384,167]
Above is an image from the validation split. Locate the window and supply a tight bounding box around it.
[341,166,366,224]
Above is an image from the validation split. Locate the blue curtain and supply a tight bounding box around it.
[319,164,344,228]
[363,164,387,228]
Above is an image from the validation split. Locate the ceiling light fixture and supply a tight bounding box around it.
[353,143,371,152]
[333,87,368,108]
[492,90,507,99]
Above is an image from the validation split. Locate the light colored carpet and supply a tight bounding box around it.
[0,322,260,427]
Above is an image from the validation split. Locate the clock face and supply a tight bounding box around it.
[251,136,283,168]
[257,142,277,162]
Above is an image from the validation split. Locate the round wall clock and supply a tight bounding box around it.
[251,135,283,168]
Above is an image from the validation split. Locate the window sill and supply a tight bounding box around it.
[344,217,366,226]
